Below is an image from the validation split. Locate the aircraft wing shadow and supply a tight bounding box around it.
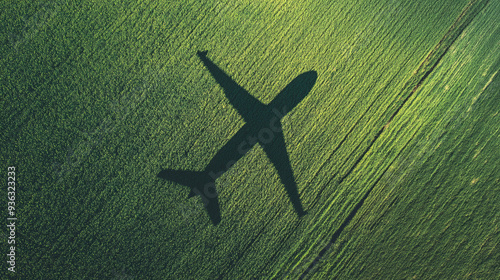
[261,122,307,216]
[197,51,266,122]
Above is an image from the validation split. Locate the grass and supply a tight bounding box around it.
[311,1,500,278]
[1,0,498,279]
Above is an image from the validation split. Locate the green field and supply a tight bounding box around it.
[1,0,499,279]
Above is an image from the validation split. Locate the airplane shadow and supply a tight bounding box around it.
[158,50,317,225]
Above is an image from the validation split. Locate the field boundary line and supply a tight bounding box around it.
[298,0,489,278]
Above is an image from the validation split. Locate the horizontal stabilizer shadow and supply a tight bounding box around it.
[157,169,221,225]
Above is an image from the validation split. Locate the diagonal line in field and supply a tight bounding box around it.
[298,0,489,278]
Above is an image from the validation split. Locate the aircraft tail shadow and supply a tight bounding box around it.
[157,169,221,225]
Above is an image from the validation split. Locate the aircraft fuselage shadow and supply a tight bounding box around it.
[158,50,317,225]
